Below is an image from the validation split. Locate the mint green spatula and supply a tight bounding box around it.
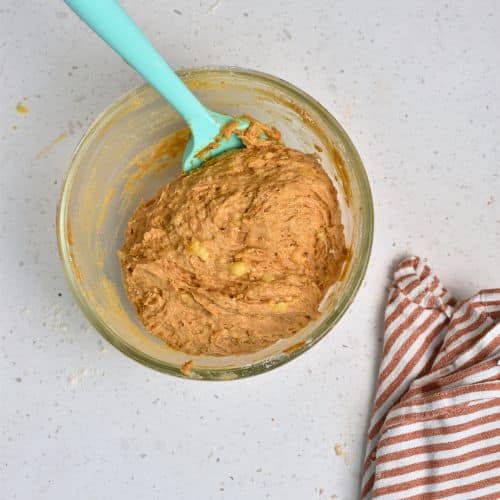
[65,0,247,172]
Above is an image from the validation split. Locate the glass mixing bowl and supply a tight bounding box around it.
[56,67,373,380]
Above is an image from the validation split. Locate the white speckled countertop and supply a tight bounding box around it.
[1,1,499,499]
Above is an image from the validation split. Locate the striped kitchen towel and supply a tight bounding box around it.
[361,256,500,499]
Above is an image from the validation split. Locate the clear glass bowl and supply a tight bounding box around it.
[56,67,373,380]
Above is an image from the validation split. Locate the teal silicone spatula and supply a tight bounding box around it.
[65,0,247,172]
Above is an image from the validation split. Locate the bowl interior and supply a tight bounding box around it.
[57,67,373,379]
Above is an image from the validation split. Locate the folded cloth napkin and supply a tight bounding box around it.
[361,257,500,499]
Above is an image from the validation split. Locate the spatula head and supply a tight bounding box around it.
[182,112,249,173]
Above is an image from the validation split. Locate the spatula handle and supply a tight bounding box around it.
[65,0,217,132]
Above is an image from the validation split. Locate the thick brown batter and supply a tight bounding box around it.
[120,125,346,355]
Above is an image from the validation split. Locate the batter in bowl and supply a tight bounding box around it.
[120,121,347,355]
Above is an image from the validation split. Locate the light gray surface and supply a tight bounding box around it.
[1,1,499,499]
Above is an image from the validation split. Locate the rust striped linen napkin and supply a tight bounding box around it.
[361,256,500,499]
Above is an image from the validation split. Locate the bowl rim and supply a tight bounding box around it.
[56,66,374,380]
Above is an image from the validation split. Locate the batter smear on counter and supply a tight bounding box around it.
[120,120,347,355]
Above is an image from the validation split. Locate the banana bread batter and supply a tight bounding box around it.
[120,124,346,355]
